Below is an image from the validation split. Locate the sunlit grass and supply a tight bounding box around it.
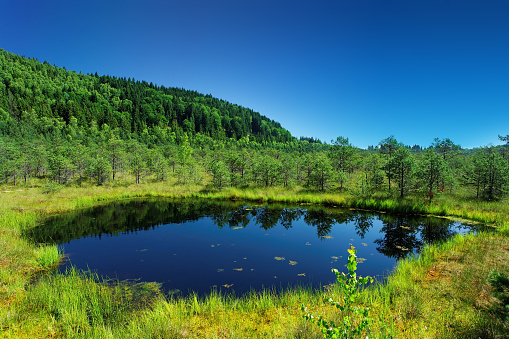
[1,178,509,337]
[34,244,60,268]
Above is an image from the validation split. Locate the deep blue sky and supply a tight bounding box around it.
[1,0,508,148]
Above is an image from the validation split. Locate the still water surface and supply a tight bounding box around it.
[28,199,479,296]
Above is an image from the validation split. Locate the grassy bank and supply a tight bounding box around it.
[1,180,508,338]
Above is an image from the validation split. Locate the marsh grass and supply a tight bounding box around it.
[1,179,509,337]
[34,245,60,268]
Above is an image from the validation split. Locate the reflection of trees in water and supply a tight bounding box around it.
[351,214,374,238]
[374,215,460,259]
[210,207,251,229]
[28,199,476,260]
[253,207,284,230]
[28,199,244,244]
[374,215,422,259]
[280,209,305,229]
[304,210,337,238]
[419,218,455,244]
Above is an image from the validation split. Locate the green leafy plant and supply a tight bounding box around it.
[302,246,373,338]
[488,269,509,320]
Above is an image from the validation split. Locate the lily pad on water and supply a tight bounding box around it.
[233,227,243,230]
[322,235,334,239]
[233,268,243,271]
[222,284,233,288]
[217,269,224,272]
[356,257,367,263]
[305,242,311,246]
[331,256,339,260]
[362,243,368,246]
[298,273,306,277]
[274,256,285,261]
[289,261,297,266]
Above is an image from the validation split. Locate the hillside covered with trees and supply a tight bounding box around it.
[0,49,294,145]
[0,49,508,203]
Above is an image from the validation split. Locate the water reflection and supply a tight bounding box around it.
[25,199,482,295]
[27,199,479,258]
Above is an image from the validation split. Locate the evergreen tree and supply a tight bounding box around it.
[384,147,414,198]
[416,149,449,202]
[331,136,356,189]
[308,152,335,191]
[476,147,508,200]
[107,136,125,181]
[149,149,169,181]
[363,153,384,194]
[88,156,111,185]
[207,159,229,188]
[378,136,401,192]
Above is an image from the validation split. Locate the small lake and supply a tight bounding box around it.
[27,199,480,296]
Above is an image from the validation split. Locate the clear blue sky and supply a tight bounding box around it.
[1,0,508,149]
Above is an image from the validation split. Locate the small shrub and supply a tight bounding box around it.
[302,246,373,338]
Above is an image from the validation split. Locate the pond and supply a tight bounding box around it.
[27,199,480,296]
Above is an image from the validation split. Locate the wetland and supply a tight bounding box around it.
[27,199,481,296]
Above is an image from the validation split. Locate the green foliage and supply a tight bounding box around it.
[88,156,112,186]
[384,146,415,198]
[331,136,357,189]
[362,153,385,195]
[462,147,509,200]
[302,246,374,338]
[34,244,60,267]
[0,49,294,146]
[41,179,63,194]
[431,137,460,162]
[308,152,335,191]
[416,148,450,202]
[488,270,509,321]
[208,159,230,188]
[253,153,280,187]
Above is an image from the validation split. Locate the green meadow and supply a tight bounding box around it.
[1,178,508,338]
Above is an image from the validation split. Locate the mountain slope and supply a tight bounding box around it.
[0,49,294,145]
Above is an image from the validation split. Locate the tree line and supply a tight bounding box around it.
[0,49,508,201]
[1,127,508,201]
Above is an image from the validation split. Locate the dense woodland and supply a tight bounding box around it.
[1,49,508,201]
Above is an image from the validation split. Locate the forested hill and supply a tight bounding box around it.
[0,49,294,145]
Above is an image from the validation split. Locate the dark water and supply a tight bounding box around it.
[27,199,480,296]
